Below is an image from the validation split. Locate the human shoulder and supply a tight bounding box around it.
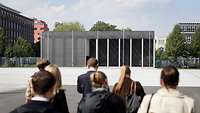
[183,95,194,106]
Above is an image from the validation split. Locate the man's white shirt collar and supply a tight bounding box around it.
[32,96,49,102]
[87,67,96,72]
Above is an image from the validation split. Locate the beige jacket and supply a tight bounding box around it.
[137,88,194,113]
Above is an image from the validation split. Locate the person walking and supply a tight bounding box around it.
[77,57,98,98]
[25,58,50,102]
[10,71,60,113]
[137,65,195,113]
[77,71,126,113]
[112,65,145,113]
[45,64,70,113]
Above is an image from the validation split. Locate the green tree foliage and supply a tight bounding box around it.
[53,21,85,32]
[155,47,168,60]
[5,37,33,57]
[4,47,14,58]
[165,25,186,60]
[0,28,6,56]
[191,27,200,57]
[14,37,33,57]
[90,21,120,31]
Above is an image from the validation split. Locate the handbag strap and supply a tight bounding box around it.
[147,93,155,113]
[130,81,137,95]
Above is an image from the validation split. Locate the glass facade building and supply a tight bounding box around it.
[0,3,34,46]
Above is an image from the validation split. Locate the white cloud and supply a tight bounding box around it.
[0,0,172,32]
[63,0,172,30]
[0,0,65,30]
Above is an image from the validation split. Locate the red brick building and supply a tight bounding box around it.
[34,19,49,43]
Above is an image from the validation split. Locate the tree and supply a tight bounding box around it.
[165,25,186,60]
[90,21,120,31]
[124,27,133,31]
[4,37,34,57]
[53,21,85,32]
[191,27,200,57]
[156,47,168,60]
[4,46,14,58]
[0,27,6,56]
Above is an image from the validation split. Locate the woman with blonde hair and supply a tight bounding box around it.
[113,65,145,100]
[113,65,145,113]
[45,64,69,113]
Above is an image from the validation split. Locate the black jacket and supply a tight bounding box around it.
[10,101,61,113]
[77,71,95,97]
[77,90,126,113]
[51,89,70,113]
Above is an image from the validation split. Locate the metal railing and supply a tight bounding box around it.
[0,57,38,67]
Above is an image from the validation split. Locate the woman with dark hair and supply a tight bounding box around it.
[137,65,195,113]
[112,65,145,101]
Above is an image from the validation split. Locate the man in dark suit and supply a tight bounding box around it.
[10,71,60,113]
[77,57,98,98]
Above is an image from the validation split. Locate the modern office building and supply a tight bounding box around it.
[34,19,49,43]
[178,23,200,44]
[41,31,155,67]
[0,3,34,46]
[155,36,166,51]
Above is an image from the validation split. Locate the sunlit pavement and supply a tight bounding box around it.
[0,67,200,92]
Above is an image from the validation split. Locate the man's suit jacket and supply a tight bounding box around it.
[77,71,95,97]
[10,101,60,113]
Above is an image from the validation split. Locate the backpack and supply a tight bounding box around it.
[126,81,142,113]
[79,91,111,113]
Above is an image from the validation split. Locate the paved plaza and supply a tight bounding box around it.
[0,67,200,92]
[0,67,200,113]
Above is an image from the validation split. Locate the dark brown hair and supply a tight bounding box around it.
[32,71,56,95]
[161,65,179,87]
[87,57,98,68]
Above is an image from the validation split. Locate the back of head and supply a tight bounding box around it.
[32,71,56,95]
[36,58,50,70]
[114,65,131,96]
[161,65,179,88]
[90,71,107,88]
[45,64,62,89]
[87,57,98,68]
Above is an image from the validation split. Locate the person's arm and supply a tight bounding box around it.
[77,77,83,93]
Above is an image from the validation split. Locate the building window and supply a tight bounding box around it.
[186,36,192,44]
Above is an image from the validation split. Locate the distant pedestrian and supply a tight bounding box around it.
[77,57,98,98]
[137,65,195,113]
[77,71,126,113]
[45,64,70,113]
[10,71,60,113]
[25,58,50,102]
[112,65,145,113]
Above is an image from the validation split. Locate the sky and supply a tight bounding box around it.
[1,0,200,38]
